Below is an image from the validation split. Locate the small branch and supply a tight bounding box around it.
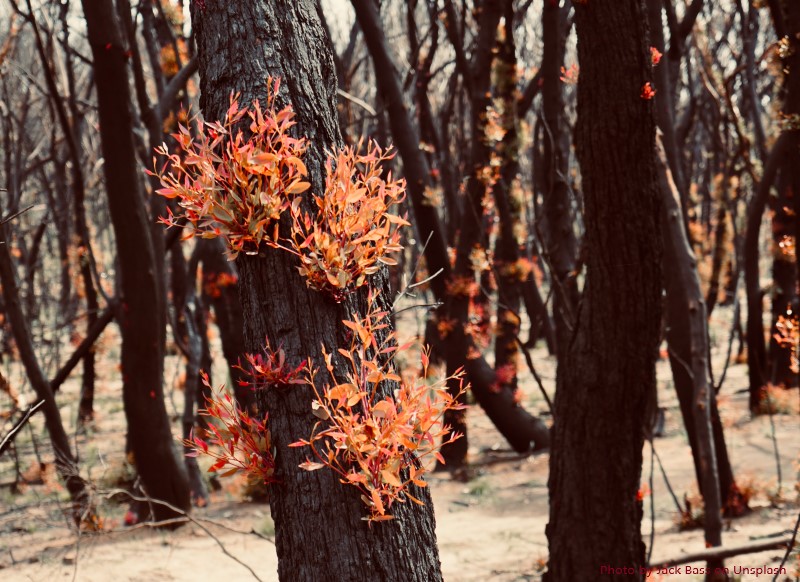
[648,535,796,570]
[336,88,376,116]
[101,489,269,582]
[154,57,199,124]
[0,204,35,226]
[51,304,117,393]
[0,400,45,457]
[514,336,554,416]
[773,512,800,582]
[653,445,684,516]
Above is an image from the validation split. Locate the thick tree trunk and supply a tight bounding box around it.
[544,2,662,580]
[81,0,190,520]
[192,2,443,579]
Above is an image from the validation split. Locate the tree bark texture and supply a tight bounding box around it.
[192,2,443,580]
[545,2,662,580]
[768,0,800,389]
[81,0,190,520]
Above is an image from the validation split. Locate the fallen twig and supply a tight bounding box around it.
[648,535,796,569]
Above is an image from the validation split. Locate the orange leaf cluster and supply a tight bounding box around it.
[283,141,409,301]
[650,46,663,66]
[186,373,277,486]
[152,80,409,301]
[290,291,466,521]
[151,78,310,258]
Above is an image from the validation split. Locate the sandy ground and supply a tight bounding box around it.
[0,306,798,582]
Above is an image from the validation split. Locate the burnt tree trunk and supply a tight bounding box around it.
[767,0,800,389]
[81,0,190,520]
[192,1,443,579]
[196,238,255,413]
[541,0,578,358]
[744,134,789,411]
[657,138,726,574]
[544,2,662,580]
[492,1,523,401]
[0,216,91,524]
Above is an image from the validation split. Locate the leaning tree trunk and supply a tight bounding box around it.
[192,2,443,580]
[544,2,662,580]
[81,0,190,521]
[0,217,90,524]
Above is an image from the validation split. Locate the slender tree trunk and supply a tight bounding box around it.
[766,0,800,389]
[196,238,255,413]
[647,0,689,218]
[541,0,578,357]
[545,2,662,579]
[192,2,443,579]
[81,0,190,520]
[0,218,90,523]
[657,138,725,576]
[493,0,524,400]
[744,134,789,411]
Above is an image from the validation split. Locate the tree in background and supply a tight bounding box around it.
[81,0,190,521]
[544,1,663,579]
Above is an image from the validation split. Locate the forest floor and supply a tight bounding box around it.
[0,304,798,581]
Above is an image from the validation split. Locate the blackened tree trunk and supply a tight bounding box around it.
[744,134,789,411]
[192,2,443,579]
[81,0,190,520]
[493,0,524,400]
[544,2,662,580]
[541,0,578,357]
[657,138,725,571]
[439,0,503,466]
[0,216,90,523]
[196,238,255,413]
[767,0,800,389]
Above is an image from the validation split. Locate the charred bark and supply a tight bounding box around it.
[81,0,190,520]
[657,137,725,571]
[544,2,662,579]
[192,2,443,579]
